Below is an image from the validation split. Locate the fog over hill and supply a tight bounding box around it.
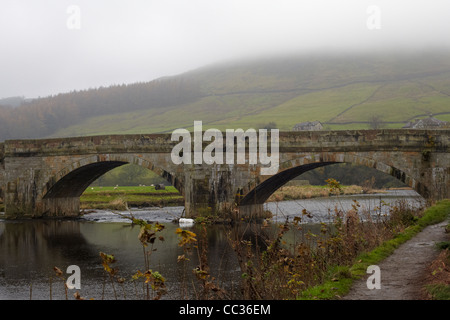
[2,1,450,140]
[1,50,450,141]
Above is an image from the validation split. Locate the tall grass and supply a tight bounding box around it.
[228,191,450,300]
[267,184,367,202]
[300,199,450,299]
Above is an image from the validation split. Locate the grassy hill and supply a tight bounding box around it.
[2,50,450,142]
[49,51,450,137]
[7,52,448,189]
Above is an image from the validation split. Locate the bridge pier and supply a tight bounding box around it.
[183,164,260,218]
[42,197,81,218]
[237,204,266,219]
[1,172,70,219]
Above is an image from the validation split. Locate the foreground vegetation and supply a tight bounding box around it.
[50,197,449,301]
[268,184,381,202]
[79,183,384,211]
[61,179,449,300]
[299,199,450,299]
[423,227,450,300]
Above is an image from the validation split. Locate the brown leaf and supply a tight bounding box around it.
[53,266,63,277]
[74,292,85,300]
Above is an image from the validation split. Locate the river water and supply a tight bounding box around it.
[0,189,424,300]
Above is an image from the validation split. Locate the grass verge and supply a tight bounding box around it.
[79,184,377,211]
[298,199,450,300]
[426,283,450,300]
[422,236,450,300]
[267,185,370,202]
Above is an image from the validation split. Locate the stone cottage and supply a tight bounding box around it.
[292,121,323,131]
[402,116,449,129]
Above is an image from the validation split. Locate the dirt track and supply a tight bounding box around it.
[343,220,449,300]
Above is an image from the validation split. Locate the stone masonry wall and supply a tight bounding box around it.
[0,130,449,218]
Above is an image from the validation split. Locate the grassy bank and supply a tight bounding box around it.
[228,194,450,300]
[0,184,384,213]
[79,184,384,211]
[424,242,450,300]
[80,186,184,210]
[299,199,450,300]
[267,184,384,202]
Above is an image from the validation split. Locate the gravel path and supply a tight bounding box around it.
[343,220,449,300]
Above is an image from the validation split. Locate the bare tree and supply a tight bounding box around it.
[368,115,383,129]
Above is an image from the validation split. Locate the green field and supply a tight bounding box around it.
[80,186,183,210]
[79,183,385,211]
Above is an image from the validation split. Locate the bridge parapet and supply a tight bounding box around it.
[3,134,177,157]
[4,129,449,157]
[278,129,450,152]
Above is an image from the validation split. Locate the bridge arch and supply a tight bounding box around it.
[43,153,183,200]
[239,152,428,206]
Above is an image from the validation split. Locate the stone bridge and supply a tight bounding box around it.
[0,129,449,219]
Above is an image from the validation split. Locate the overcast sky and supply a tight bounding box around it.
[1,0,450,99]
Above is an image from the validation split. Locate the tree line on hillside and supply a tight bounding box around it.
[0,76,201,141]
[0,96,27,107]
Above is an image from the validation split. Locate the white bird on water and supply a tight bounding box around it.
[178,218,194,227]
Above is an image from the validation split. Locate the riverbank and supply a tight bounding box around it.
[0,184,389,214]
[78,184,391,211]
[422,241,450,299]
[267,184,388,202]
[343,219,450,300]
[299,199,450,300]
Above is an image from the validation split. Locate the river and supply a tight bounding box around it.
[0,189,424,300]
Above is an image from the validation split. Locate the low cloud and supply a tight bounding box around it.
[1,0,449,98]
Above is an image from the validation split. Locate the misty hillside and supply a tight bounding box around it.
[1,51,450,141]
